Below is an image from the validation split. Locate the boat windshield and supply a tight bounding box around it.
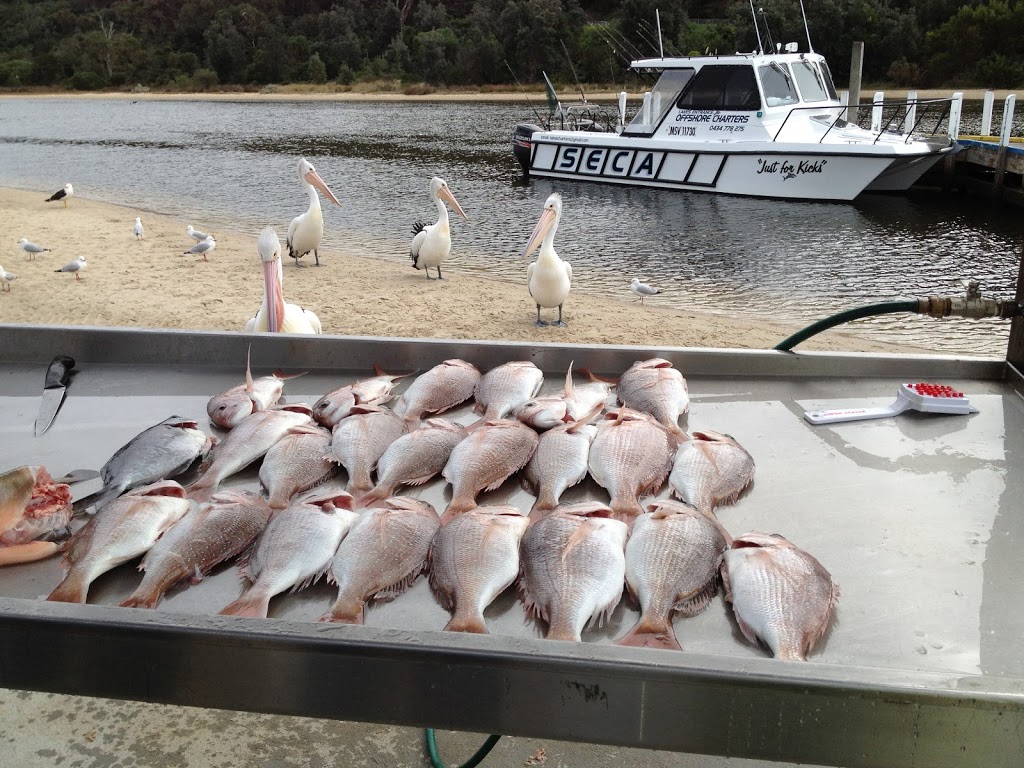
[792,60,832,103]
[675,65,761,111]
[819,60,839,100]
[758,62,798,107]
[624,68,694,134]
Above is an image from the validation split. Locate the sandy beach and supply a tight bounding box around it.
[0,186,930,353]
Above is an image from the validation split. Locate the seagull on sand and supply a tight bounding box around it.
[185,236,216,261]
[56,256,87,280]
[0,265,17,291]
[45,183,73,207]
[18,238,50,261]
[133,217,144,240]
[187,225,212,243]
[630,277,660,304]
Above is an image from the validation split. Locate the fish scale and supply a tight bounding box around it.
[393,359,481,428]
[259,424,337,509]
[669,430,755,515]
[330,406,407,496]
[523,421,597,517]
[474,361,544,420]
[617,359,689,434]
[360,419,467,506]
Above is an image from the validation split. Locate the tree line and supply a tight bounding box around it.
[0,0,1020,92]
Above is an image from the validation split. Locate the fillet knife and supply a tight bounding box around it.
[34,356,76,436]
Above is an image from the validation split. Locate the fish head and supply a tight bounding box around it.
[514,397,569,430]
[630,358,674,371]
[553,500,615,519]
[731,532,789,550]
[382,497,437,516]
[125,480,187,499]
[312,388,356,426]
[207,391,255,429]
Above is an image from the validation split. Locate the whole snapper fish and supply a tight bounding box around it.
[564,365,616,421]
[47,480,191,604]
[669,430,755,515]
[206,351,295,429]
[393,359,481,428]
[588,408,678,520]
[618,499,730,651]
[359,419,467,507]
[74,416,215,513]
[519,502,628,642]
[617,358,689,435]
[312,365,411,428]
[722,532,840,661]
[120,489,272,609]
[330,405,407,496]
[473,361,544,421]
[0,466,72,566]
[514,363,613,430]
[440,419,538,521]
[187,404,313,502]
[219,493,357,618]
[259,424,337,509]
[429,505,528,633]
[522,404,601,517]
[320,497,440,623]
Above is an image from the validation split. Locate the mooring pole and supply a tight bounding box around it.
[1007,239,1024,369]
[846,42,864,123]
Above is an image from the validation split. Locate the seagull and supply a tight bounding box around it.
[18,238,50,261]
[45,183,73,208]
[410,176,468,280]
[630,277,660,304]
[287,157,340,267]
[133,217,144,240]
[185,236,216,261]
[0,265,16,291]
[523,193,572,327]
[55,256,87,280]
[187,225,212,242]
[245,227,322,334]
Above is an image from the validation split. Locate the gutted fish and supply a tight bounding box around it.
[669,430,755,515]
[519,502,628,642]
[0,466,72,566]
[393,359,481,428]
[321,497,439,623]
[120,489,273,609]
[312,365,411,428]
[429,505,528,633]
[617,358,689,434]
[330,405,407,496]
[473,361,544,421]
[219,493,357,618]
[523,412,598,517]
[722,532,840,661]
[618,499,730,651]
[359,418,467,507]
[47,480,191,604]
[207,352,292,429]
[259,424,337,509]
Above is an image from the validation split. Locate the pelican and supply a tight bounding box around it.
[18,238,50,260]
[630,277,660,304]
[0,265,16,291]
[522,193,572,327]
[287,158,340,267]
[187,225,212,242]
[45,183,73,207]
[185,236,216,261]
[55,256,87,280]
[410,176,468,280]
[245,227,322,334]
[133,217,144,240]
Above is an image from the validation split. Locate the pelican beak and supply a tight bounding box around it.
[439,186,468,220]
[520,207,556,258]
[262,259,284,333]
[305,169,341,207]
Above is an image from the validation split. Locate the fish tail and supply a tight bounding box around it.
[219,589,271,618]
[440,497,478,523]
[616,617,682,651]
[545,624,582,642]
[529,493,558,517]
[355,485,390,509]
[444,612,488,634]
[320,599,365,624]
[46,572,91,603]
[610,495,644,521]
[119,588,162,610]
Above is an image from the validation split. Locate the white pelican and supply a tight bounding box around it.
[45,183,73,207]
[245,227,322,334]
[185,236,216,261]
[0,265,16,291]
[410,176,468,280]
[133,217,144,240]
[18,238,50,260]
[287,158,340,267]
[630,277,660,304]
[55,256,87,280]
[522,193,572,327]
[187,225,212,242]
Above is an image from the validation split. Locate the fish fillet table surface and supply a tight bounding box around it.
[0,326,1021,767]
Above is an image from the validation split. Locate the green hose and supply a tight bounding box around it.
[774,300,921,351]
[425,729,502,768]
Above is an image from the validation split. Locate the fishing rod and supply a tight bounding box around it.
[758,6,776,53]
[748,0,764,54]
[639,19,682,56]
[590,22,638,67]
[560,39,587,103]
[503,59,547,126]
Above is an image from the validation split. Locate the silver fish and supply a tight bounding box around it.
[312,365,411,428]
[359,418,467,507]
[669,430,755,515]
[519,501,628,642]
[120,489,273,609]
[617,358,689,434]
[219,493,357,618]
[722,532,840,661]
[206,352,292,429]
[47,480,191,604]
[320,497,440,623]
[440,419,538,520]
[74,416,214,513]
[523,412,599,517]
[429,505,528,633]
[259,424,337,509]
[473,361,544,421]
[393,359,481,428]
[330,405,407,496]
[618,499,730,651]
[0,466,72,566]
[588,408,677,520]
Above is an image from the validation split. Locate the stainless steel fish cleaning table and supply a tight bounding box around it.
[1,323,1022,768]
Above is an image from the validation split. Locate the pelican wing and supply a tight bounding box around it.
[527,261,536,299]
[564,261,573,283]
[410,225,428,262]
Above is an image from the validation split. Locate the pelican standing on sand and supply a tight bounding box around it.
[185,236,216,261]
[630,277,660,304]
[45,183,73,207]
[522,193,572,327]
[18,238,50,260]
[410,176,468,280]
[0,265,17,291]
[56,256,87,280]
[287,158,340,267]
[245,227,322,334]
[133,217,144,240]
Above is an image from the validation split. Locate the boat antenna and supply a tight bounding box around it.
[798,0,815,52]
[748,0,764,54]
[503,59,547,127]
[560,39,587,103]
[758,7,775,53]
[655,9,665,58]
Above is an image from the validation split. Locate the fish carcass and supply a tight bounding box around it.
[312,365,411,428]
[429,505,529,633]
[321,497,440,623]
[329,405,407,496]
[519,502,628,642]
[259,424,337,509]
[722,532,840,661]
[618,499,730,651]
[669,430,755,515]
[522,409,599,517]
[392,359,481,428]
[359,418,467,507]
[617,359,689,435]
[473,361,544,421]
[0,466,72,566]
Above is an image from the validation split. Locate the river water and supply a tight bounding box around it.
[0,97,1020,356]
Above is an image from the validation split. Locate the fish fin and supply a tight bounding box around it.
[427,573,456,612]
[371,364,414,380]
[119,589,162,609]
[219,589,271,618]
[72,483,124,515]
[563,360,575,398]
[441,496,478,522]
[271,370,306,381]
[674,577,720,618]
[561,519,602,564]
[576,368,618,386]
[610,496,644,521]
[545,624,581,642]
[294,563,332,592]
[320,598,365,624]
[46,572,90,603]
[0,541,60,567]
[567,402,604,432]
[190,564,206,585]
[402,473,436,487]
[444,614,488,634]
[616,617,682,651]
[374,564,427,602]
[245,345,254,392]
[528,495,557,519]
[733,612,762,647]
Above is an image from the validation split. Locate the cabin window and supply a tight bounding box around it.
[819,61,839,100]
[792,60,830,102]
[675,65,761,111]
[623,68,694,134]
[758,62,798,107]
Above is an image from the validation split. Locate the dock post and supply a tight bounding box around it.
[906,91,917,132]
[993,94,1017,203]
[1007,240,1024,369]
[846,42,864,123]
[943,92,964,192]
[871,91,883,133]
[618,91,627,131]
[981,91,995,137]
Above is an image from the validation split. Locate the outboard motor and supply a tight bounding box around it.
[512,123,542,176]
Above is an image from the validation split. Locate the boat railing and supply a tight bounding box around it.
[772,97,956,145]
[547,102,623,133]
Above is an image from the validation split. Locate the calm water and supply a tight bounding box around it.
[0,97,1020,356]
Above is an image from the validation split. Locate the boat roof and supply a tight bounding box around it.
[631,50,828,71]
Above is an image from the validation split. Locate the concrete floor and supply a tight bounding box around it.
[0,689,818,768]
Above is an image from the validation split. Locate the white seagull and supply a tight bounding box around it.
[133,217,144,240]
[45,183,73,207]
[18,238,50,260]
[410,176,468,280]
[0,265,17,291]
[187,225,212,242]
[245,227,322,334]
[522,193,572,327]
[287,157,340,267]
[630,277,660,304]
[185,236,216,261]
[56,256,87,280]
